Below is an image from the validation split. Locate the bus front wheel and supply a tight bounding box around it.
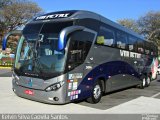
[86,80,102,104]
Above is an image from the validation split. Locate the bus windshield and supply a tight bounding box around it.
[14,21,73,79]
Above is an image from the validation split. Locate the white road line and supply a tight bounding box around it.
[151,92,160,98]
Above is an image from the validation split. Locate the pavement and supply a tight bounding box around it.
[0,77,160,114]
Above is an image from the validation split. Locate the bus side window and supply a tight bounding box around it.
[153,44,158,56]
[150,44,154,56]
[137,40,144,54]
[96,26,115,47]
[116,31,127,50]
[144,42,150,55]
[128,36,137,52]
[69,41,83,64]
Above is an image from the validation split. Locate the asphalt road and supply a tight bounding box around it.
[0,68,12,77]
[0,69,160,114]
[79,78,160,110]
[0,77,160,113]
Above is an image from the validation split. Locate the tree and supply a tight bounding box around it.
[0,0,12,9]
[0,0,12,34]
[0,0,43,51]
[117,19,140,33]
[118,11,160,43]
[137,11,160,40]
[0,0,43,33]
[118,11,160,53]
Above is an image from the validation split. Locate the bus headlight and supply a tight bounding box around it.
[45,81,65,92]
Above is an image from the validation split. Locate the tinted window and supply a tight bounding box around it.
[75,18,100,32]
[67,31,95,70]
[137,40,144,53]
[154,45,158,56]
[23,21,73,41]
[128,36,137,52]
[116,31,127,49]
[144,41,150,55]
[150,44,158,56]
[23,23,43,34]
[96,26,115,47]
[150,43,154,56]
[41,22,73,34]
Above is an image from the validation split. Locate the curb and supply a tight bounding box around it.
[0,67,11,69]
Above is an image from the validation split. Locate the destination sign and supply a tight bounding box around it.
[34,11,76,21]
[35,13,70,20]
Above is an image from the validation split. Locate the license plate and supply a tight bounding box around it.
[24,90,34,95]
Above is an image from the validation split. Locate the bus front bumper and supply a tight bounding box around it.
[12,81,69,104]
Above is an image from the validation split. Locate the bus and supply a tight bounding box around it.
[3,10,158,104]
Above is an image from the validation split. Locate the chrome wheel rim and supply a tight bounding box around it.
[143,78,146,87]
[93,85,101,99]
[147,77,150,84]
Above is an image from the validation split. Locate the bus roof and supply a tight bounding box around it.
[32,10,144,40]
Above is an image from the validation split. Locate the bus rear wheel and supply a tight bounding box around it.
[139,75,151,89]
[86,81,102,104]
[145,76,151,87]
[139,77,146,89]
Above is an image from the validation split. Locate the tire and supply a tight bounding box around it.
[145,76,151,87]
[86,80,102,104]
[139,77,146,89]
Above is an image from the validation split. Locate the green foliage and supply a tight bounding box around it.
[0,0,43,34]
[117,19,140,33]
[118,11,160,49]
[0,0,12,9]
[0,0,43,52]
[138,11,160,40]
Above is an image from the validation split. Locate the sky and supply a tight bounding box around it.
[32,0,160,22]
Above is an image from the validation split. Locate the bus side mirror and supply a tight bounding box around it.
[2,34,9,50]
[58,30,66,51]
[57,26,85,51]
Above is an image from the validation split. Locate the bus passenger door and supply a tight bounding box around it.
[66,28,97,74]
[65,28,97,100]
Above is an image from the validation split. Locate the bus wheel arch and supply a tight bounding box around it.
[98,77,106,93]
[86,77,105,104]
